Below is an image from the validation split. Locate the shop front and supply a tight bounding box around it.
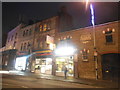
[15,52,30,71]
[54,45,76,77]
[35,58,52,74]
[55,56,74,77]
[33,49,53,75]
[15,56,27,71]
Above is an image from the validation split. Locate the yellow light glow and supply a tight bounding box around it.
[84,48,86,51]
[107,28,110,31]
[55,47,76,56]
[106,70,109,73]
[85,0,89,10]
[87,50,90,53]
[102,31,105,34]
[112,28,115,32]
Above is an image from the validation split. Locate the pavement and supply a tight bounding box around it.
[1,70,120,88]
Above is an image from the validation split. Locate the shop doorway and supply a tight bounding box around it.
[56,56,74,77]
[101,53,120,81]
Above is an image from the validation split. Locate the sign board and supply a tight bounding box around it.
[46,35,54,44]
[80,34,91,42]
[94,51,98,56]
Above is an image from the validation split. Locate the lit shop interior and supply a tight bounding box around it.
[34,58,52,74]
[15,56,27,71]
[55,46,76,77]
[56,56,74,77]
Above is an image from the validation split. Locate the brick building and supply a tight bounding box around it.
[1,9,119,81]
[54,21,120,80]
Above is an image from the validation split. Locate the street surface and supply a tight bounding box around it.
[1,74,102,88]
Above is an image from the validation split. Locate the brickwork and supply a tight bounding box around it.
[55,21,120,79]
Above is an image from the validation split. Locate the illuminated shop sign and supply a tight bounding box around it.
[34,49,53,56]
[46,35,54,44]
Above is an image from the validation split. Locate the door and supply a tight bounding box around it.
[101,53,120,81]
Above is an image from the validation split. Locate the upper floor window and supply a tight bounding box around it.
[26,30,29,36]
[29,29,32,35]
[43,24,47,31]
[7,38,10,43]
[40,25,43,31]
[24,43,26,50]
[13,41,16,47]
[47,22,51,30]
[15,33,17,39]
[102,28,115,43]
[80,49,89,61]
[20,43,23,51]
[23,31,25,36]
[11,35,14,41]
[27,42,31,49]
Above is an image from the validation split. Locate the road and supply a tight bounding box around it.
[1,74,102,88]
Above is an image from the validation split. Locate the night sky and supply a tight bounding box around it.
[2,2,119,46]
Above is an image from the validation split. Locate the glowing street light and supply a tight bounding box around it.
[85,0,98,80]
[55,46,76,56]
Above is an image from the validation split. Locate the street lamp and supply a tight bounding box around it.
[85,1,98,80]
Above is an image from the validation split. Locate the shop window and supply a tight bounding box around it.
[81,49,89,61]
[43,24,47,31]
[40,25,43,32]
[41,60,46,65]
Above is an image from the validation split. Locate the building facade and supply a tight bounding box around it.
[1,11,119,81]
[54,21,120,80]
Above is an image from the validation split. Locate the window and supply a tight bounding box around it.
[26,30,29,36]
[7,38,9,43]
[40,42,43,48]
[24,43,26,50]
[81,49,89,61]
[11,35,13,41]
[106,35,113,42]
[43,24,47,31]
[29,29,32,35]
[103,28,115,43]
[47,22,51,30]
[40,25,42,31]
[13,41,16,47]
[21,43,23,51]
[15,33,17,39]
[23,31,25,36]
[27,42,29,50]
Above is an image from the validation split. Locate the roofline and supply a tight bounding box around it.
[59,20,119,33]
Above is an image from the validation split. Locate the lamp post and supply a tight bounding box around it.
[86,1,98,80]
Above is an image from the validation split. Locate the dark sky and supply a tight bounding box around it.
[2,2,119,46]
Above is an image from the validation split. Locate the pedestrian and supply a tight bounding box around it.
[64,66,68,79]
